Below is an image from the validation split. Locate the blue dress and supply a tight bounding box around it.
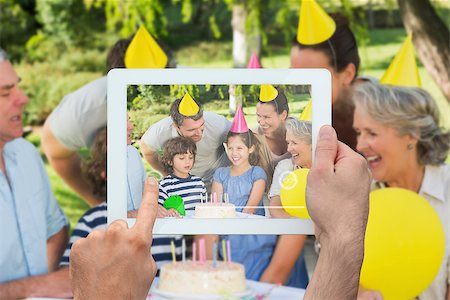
[213,166,266,216]
[214,166,309,288]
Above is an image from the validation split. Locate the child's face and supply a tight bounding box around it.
[226,135,253,167]
[172,151,194,177]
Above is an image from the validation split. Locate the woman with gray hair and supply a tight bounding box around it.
[268,118,312,218]
[352,81,450,300]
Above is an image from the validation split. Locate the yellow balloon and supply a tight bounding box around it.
[360,188,445,300]
[279,168,310,218]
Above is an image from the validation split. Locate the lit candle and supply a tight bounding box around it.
[192,241,196,265]
[213,241,217,268]
[222,239,227,262]
[171,240,176,264]
[182,238,186,262]
[227,240,232,265]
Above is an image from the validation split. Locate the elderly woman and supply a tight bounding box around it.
[352,81,450,300]
[269,119,312,218]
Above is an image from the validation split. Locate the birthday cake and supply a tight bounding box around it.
[194,202,236,218]
[158,260,246,295]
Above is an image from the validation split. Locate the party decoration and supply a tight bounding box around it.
[280,168,310,219]
[229,106,249,133]
[259,84,278,102]
[247,53,262,68]
[297,0,336,45]
[360,188,445,300]
[380,33,421,88]
[163,195,186,216]
[178,93,200,116]
[298,100,312,121]
[125,25,168,68]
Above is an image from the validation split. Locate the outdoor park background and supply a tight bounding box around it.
[1,0,450,230]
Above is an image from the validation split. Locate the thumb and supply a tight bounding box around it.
[312,125,338,174]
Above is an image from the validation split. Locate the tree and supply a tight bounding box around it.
[398,0,450,102]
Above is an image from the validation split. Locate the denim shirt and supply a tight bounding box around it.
[0,138,68,282]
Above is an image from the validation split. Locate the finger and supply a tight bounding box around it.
[312,125,338,174]
[133,177,159,241]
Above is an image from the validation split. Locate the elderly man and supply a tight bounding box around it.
[140,94,231,190]
[0,49,69,297]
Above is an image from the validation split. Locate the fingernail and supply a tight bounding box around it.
[319,126,333,140]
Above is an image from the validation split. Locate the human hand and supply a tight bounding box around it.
[127,209,138,218]
[306,125,371,244]
[242,207,255,214]
[157,205,180,218]
[70,178,159,300]
[357,288,383,300]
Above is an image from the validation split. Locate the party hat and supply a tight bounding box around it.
[297,0,336,45]
[298,100,312,121]
[259,84,278,102]
[178,93,200,116]
[230,106,249,133]
[380,33,421,87]
[124,25,168,68]
[247,53,262,68]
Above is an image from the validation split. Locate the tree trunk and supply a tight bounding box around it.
[397,0,450,102]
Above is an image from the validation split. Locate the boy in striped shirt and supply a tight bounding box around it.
[158,137,206,217]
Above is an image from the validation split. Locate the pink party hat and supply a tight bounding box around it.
[247,53,262,68]
[230,106,249,133]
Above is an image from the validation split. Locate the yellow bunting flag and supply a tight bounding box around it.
[298,100,312,121]
[259,84,278,102]
[380,33,421,88]
[124,25,168,68]
[297,0,336,45]
[178,93,200,116]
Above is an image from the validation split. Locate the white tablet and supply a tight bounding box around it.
[107,69,331,234]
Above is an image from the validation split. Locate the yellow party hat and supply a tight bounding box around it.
[125,26,168,68]
[380,33,421,88]
[298,100,312,121]
[259,84,279,102]
[297,0,336,45]
[178,93,200,116]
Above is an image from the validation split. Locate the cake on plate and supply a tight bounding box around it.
[158,260,246,295]
[194,202,236,218]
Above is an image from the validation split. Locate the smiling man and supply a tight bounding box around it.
[0,48,69,297]
[140,95,230,190]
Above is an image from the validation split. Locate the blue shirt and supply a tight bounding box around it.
[127,145,147,210]
[0,138,68,283]
[213,166,266,216]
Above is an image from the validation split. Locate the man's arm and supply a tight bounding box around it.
[47,226,69,272]
[0,267,72,299]
[304,125,371,299]
[259,235,306,284]
[139,139,167,176]
[41,122,102,206]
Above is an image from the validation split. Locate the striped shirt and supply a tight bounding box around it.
[60,202,183,274]
[158,174,206,210]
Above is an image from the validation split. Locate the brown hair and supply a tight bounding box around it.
[161,136,197,174]
[170,97,204,127]
[82,127,107,200]
[258,86,290,116]
[226,130,273,188]
[291,13,360,79]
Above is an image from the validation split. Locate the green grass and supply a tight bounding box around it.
[30,28,450,228]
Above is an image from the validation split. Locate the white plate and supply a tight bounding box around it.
[152,286,253,299]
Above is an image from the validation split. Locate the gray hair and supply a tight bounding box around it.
[352,81,450,165]
[169,97,204,127]
[285,118,312,145]
[0,47,8,62]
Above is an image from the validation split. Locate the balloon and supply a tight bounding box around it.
[360,188,445,300]
[279,168,310,218]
